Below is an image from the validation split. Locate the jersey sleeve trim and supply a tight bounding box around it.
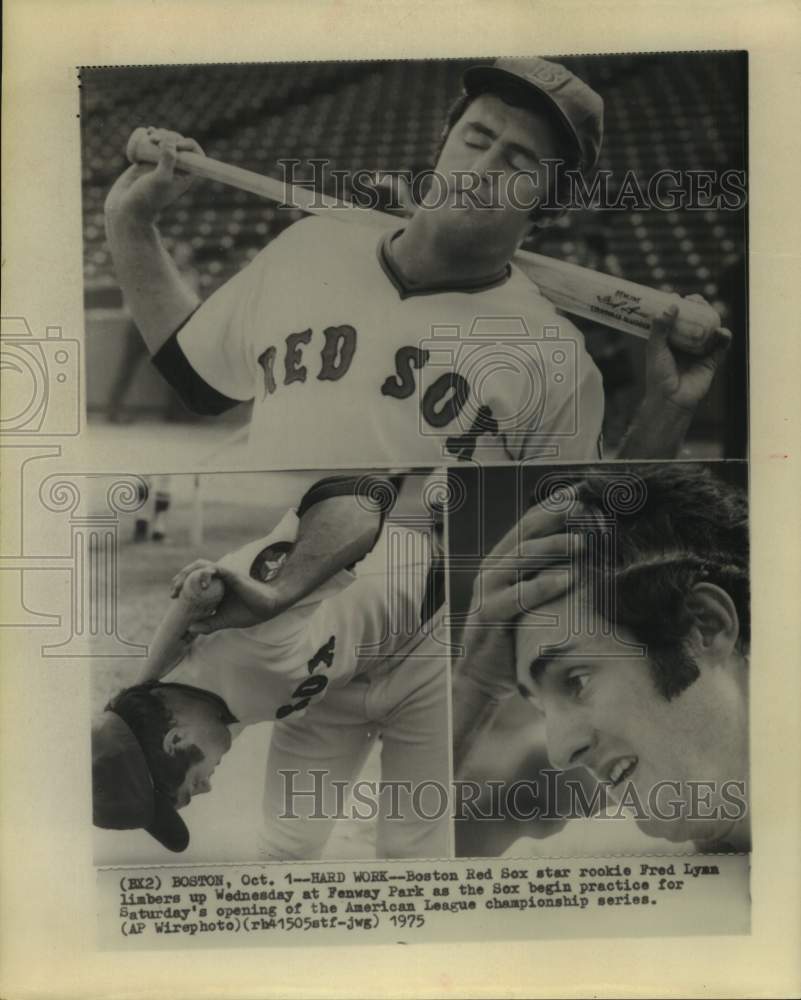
[151,312,242,416]
[297,474,402,519]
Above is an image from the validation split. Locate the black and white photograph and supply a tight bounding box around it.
[449,462,749,859]
[80,52,746,471]
[91,469,451,864]
[4,0,801,990]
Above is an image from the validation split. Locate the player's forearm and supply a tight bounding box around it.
[138,598,196,682]
[451,627,517,775]
[268,494,383,612]
[138,570,224,682]
[451,616,528,776]
[452,674,503,777]
[617,395,694,459]
[105,208,201,355]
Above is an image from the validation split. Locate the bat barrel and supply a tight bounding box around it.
[514,253,722,355]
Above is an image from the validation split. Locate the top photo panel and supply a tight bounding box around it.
[81,52,748,471]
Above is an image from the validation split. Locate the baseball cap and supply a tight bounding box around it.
[463,57,604,171]
[92,710,190,852]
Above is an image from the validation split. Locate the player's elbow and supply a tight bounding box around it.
[176,385,239,417]
[151,333,242,416]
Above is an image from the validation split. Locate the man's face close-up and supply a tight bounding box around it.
[164,695,234,809]
[514,591,748,845]
[428,93,564,253]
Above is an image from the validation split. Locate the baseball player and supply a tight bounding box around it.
[452,464,750,853]
[104,57,730,467]
[92,473,450,859]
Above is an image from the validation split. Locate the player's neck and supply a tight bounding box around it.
[390,216,511,288]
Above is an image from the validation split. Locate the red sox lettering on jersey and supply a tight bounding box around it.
[170,216,604,466]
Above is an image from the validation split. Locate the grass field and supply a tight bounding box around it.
[93,477,380,865]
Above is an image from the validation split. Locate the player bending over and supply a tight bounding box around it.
[105,57,730,466]
[452,464,750,853]
[93,475,450,859]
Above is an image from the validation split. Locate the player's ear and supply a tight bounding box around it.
[685,583,740,662]
[163,726,194,756]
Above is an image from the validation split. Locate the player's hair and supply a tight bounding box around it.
[433,84,580,224]
[569,464,749,700]
[106,682,203,805]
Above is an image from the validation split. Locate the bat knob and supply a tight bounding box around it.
[126,127,162,166]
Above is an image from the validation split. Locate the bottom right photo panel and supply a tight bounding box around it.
[448,462,749,863]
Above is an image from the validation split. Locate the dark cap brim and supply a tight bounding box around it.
[146,791,190,853]
[463,64,585,166]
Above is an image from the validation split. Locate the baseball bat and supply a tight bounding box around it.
[127,128,722,354]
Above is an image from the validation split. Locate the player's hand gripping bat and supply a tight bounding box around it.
[126,128,723,355]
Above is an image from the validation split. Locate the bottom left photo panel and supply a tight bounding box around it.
[91,468,454,867]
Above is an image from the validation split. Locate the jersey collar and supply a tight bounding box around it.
[377,229,512,300]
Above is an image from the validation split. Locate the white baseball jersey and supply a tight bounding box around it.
[155,216,604,465]
[167,508,432,725]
